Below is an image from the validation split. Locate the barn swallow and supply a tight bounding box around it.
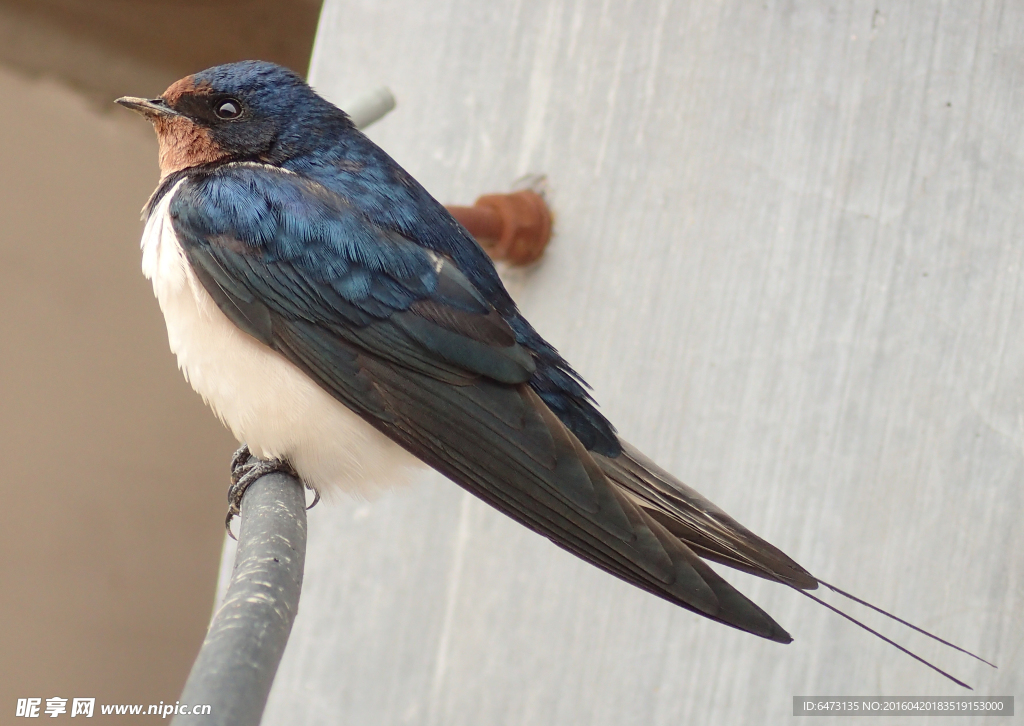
[117,61,984,685]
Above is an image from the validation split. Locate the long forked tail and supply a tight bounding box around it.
[799,585,990,690]
[597,442,995,689]
[819,580,995,668]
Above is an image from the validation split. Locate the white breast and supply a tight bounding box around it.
[141,180,420,498]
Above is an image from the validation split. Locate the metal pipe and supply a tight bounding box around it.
[344,86,397,130]
[172,471,307,726]
[447,190,553,265]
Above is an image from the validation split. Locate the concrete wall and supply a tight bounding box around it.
[256,1,1022,724]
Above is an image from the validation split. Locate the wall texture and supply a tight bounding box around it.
[255,1,1020,723]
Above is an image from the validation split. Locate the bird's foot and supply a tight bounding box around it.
[226,444,315,539]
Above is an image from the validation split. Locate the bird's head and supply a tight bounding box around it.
[116,61,344,177]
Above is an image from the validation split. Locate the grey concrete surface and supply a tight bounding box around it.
[256,1,1021,723]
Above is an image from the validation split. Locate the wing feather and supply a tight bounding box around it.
[167,163,806,642]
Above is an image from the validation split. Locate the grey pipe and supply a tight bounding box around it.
[171,471,307,726]
[344,86,397,130]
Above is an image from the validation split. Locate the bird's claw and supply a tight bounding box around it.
[226,445,300,539]
[229,444,254,485]
[226,444,319,539]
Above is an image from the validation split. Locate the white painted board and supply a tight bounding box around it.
[253,1,1022,723]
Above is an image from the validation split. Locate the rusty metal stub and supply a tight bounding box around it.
[446,190,552,265]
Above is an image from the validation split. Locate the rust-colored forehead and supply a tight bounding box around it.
[162,75,214,103]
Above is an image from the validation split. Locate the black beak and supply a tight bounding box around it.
[115,96,181,118]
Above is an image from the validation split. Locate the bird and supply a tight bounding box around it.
[116,60,984,685]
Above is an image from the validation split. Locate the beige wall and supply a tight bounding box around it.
[0,0,320,713]
[0,65,237,711]
[0,0,321,102]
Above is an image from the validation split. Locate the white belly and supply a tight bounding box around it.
[141,180,420,498]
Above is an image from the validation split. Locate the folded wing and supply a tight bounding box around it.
[168,163,815,642]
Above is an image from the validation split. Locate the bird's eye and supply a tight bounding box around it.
[214,98,242,120]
